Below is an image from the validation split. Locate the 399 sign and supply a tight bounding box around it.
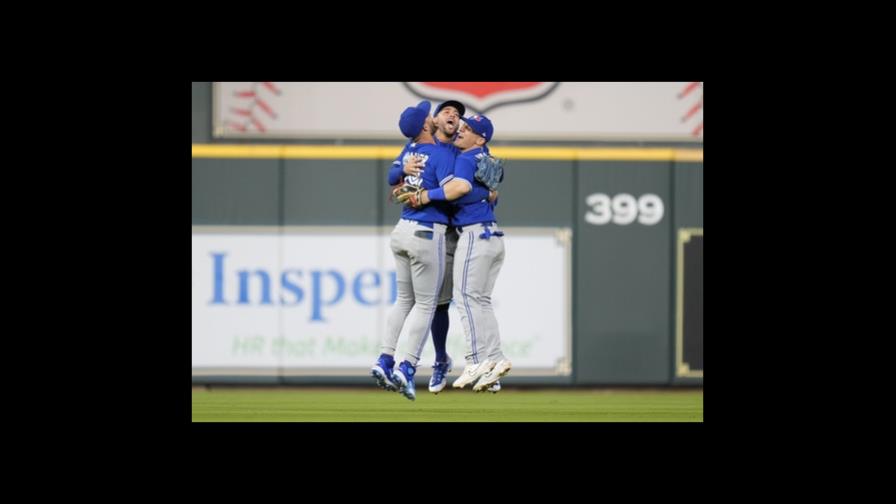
[584,193,664,226]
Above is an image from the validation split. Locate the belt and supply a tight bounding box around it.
[479,227,504,240]
[457,222,504,239]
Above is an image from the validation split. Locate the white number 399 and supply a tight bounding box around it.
[585,193,664,226]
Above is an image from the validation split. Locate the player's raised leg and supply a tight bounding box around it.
[451,229,498,388]
[373,229,414,392]
[393,224,447,401]
[473,235,511,392]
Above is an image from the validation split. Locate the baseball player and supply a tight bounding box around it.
[370,100,457,401]
[402,101,502,394]
[398,114,511,392]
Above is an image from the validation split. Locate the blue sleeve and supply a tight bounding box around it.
[453,155,476,187]
[434,150,455,188]
[388,144,410,186]
[456,184,490,204]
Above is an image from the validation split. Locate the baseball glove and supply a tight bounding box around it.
[475,154,505,191]
[391,182,425,208]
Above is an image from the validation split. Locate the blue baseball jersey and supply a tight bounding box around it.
[451,146,497,226]
[433,135,459,155]
[432,136,493,223]
[388,140,413,182]
[388,142,455,224]
[391,137,491,225]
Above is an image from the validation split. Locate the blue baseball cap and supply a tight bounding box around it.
[460,114,494,143]
[399,100,432,138]
[434,100,465,117]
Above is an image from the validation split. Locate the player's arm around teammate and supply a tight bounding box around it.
[435,115,512,392]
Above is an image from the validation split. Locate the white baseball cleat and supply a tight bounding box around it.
[452,360,495,389]
[428,357,453,394]
[473,359,512,392]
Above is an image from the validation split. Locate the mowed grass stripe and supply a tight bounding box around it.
[192,389,703,422]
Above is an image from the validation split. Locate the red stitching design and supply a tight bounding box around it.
[225,82,282,133]
[678,82,703,138]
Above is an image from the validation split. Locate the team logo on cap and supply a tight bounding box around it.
[403,82,559,115]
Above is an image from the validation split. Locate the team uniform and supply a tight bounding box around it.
[449,141,512,392]
[427,136,496,392]
[388,134,476,313]
[372,138,456,400]
[389,128,496,394]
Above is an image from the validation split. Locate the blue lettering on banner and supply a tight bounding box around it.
[280,270,304,305]
[353,270,381,306]
[311,270,345,322]
[238,270,273,305]
[207,252,398,321]
[210,252,228,305]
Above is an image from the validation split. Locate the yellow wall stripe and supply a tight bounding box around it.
[192,144,703,162]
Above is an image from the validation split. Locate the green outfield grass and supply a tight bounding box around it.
[192,387,703,422]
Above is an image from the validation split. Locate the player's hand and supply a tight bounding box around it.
[403,156,425,177]
[396,188,430,208]
[391,182,415,204]
[488,190,499,203]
